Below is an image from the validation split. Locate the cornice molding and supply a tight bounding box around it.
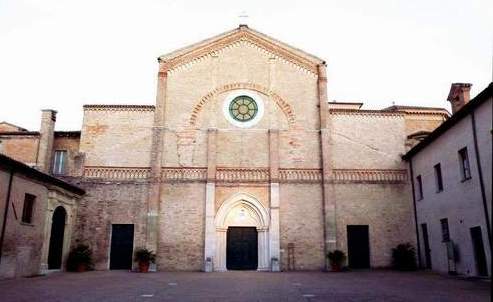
[329,109,405,118]
[332,169,407,184]
[83,105,155,112]
[162,30,320,75]
[82,166,408,184]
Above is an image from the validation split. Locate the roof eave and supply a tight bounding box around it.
[403,82,493,160]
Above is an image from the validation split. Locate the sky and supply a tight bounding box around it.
[0,0,492,130]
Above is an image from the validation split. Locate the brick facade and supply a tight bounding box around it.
[0,26,451,272]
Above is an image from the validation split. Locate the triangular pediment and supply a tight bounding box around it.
[158,26,325,74]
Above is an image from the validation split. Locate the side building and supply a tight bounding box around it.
[403,83,492,277]
[0,154,84,279]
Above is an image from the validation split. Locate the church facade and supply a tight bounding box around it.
[0,26,450,272]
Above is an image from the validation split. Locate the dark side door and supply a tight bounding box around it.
[109,224,134,270]
[347,225,370,269]
[470,226,488,276]
[421,223,432,269]
[227,227,258,270]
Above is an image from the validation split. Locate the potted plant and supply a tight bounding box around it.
[391,243,417,271]
[134,247,156,273]
[66,244,93,272]
[327,250,346,272]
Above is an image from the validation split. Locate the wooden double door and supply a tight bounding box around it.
[226,227,258,270]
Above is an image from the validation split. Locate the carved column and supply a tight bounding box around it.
[146,61,168,265]
[214,227,227,271]
[318,63,337,269]
[257,227,270,271]
[269,129,280,271]
[204,128,217,271]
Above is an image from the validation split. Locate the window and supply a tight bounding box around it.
[458,147,471,180]
[22,194,36,224]
[52,150,67,175]
[440,218,450,242]
[229,95,258,122]
[416,175,423,200]
[434,163,443,192]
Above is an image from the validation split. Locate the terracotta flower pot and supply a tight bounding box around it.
[138,261,150,273]
[330,263,342,272]
[76,263,87,272]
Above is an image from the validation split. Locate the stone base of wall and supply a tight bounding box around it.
[69,178,415,271]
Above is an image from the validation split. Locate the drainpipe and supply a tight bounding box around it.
[471,112,492,249]
[0,169,14,264]
[408,159,422,268]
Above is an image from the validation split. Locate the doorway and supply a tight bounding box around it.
[48,206,67,269]
[470,226,488,276]
[226,227,258,270]
[421,223,432,269]
[347,225,370,269]
[109,224,134,270]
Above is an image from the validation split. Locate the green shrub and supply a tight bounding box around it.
[327,250,346,267]
[392,243,417,271]
[134,247,156,264]
[66,244,93,271]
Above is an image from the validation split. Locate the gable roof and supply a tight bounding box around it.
[158,25,325,74]
[403,82,493,160]
[0,153,85,195]
[0,121,28,132]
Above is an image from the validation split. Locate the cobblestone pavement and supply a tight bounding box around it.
[0,270,490,302]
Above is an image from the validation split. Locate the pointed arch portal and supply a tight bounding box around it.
[214,193,270,271]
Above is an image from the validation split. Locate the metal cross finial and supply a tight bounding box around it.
[239,10,249,26]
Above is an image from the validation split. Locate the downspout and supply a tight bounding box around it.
[0,169,14,264]
[408,158,422,268]
[471,111,492,249]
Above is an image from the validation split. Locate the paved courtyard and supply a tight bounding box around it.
[0,270,490,302]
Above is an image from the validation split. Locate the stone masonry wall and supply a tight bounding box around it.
[71,181,149,270]
[0,136,39,166]
[79,108,154,167]
[330,113,407,170]
[0,172,48,278]
[159,183,206,271]
[334,183,415,267]
[279,183,325,270]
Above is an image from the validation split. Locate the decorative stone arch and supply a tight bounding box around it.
[213,193,271,271]
[188,82,298,129]
[40,190,78,273]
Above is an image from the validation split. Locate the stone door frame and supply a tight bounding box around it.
[213,193,270,271]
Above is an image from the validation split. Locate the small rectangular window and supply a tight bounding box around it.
[22,194,36,224]
[440,218,450,242]
[416,175,423,200]
[434,163,443,192]
[458,147,471,181]
[52,150,67,175]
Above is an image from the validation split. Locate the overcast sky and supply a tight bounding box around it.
[1,0,492,130]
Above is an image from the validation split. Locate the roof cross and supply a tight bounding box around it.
[239,10,249,26]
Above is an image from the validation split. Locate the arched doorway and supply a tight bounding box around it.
[48,206,66,269]
[215,193,270,271]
